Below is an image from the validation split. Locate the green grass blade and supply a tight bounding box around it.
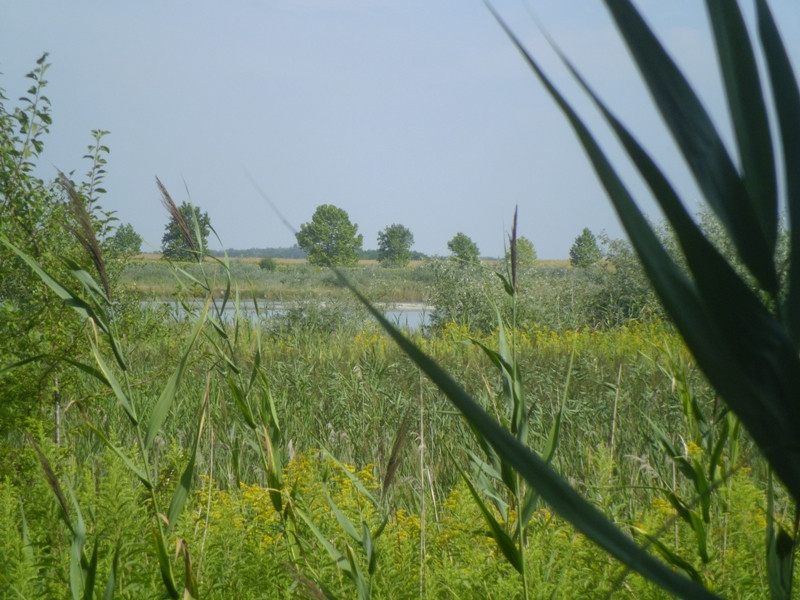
[152,525,179,599]
[82,540,99,600]
[90,343,137,425]
[295,507,351,575]
[542,348,572,465]
[323,449,379,506]
[144,299,208,450]
[704,0,777,250]
[766,473,795,600]
[325,488,362,544]
[81,417,151,489]
[756,0,800,344]
[102,545,119,600]
[166,389,207,528]
[637,530,705,584]
[68,486,87,600]
[454,461,523,574]
[496,5,800,500]
[65,259,112,306]
[342,272,722,600]
[602,0,778,294]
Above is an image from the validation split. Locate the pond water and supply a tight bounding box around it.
[148,301,433,331]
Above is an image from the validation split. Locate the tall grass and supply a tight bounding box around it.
[3,1,799,597]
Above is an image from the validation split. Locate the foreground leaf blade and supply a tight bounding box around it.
[343,273,721,600]
[144,300,209,450]
[602,0,777,294]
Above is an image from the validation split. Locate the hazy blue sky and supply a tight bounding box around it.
[2,1,798,258]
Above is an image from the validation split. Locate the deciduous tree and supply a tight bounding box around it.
[110,222,142,255]
[506,235,537,269]
[447,232,480,266]
[160,197,211,262]
[296,204,363,267]
[377,223,414,268]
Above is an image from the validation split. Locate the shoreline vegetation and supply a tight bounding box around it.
[120,254,572,302]
[6,1,800,595]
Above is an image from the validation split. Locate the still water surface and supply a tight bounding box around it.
[150,301,432,331]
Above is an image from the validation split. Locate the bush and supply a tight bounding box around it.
[258,256,277,271]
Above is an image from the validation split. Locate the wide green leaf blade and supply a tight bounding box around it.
[144,300,208,450]
[166,391,207,528]
[151,525,179,599]
[90,343,137,425]
[500,5,800,500]
[756,0,800,345]
[81,417,151,489]
[342,272,721,600]
[602,0,778,294]
[704,0,777,250]
[456,463,522,574]
[0,235,127,369]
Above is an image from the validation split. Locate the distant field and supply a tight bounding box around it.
[122,255,571,301]
[133,253,570,269]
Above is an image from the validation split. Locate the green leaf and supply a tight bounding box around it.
[325,487,362,544]
[636,528,705,584]
[152,525,179,599]
[542,349,572,465]
[704,1,777,252]
[603,0,778,294]
[343,269,721,599]
[755,0,800,344]
[67,485,89,600]
[82,540,99,600]
[102,545,119,600]
[0,235,127,369]
[766,473,795,600]
[90,343,137,425]
[502,2,800,503]
[295,507,350,576]
[166,392,207,528]
[144,300,208,450]
[81,417,151,489]
[455,462,523,574]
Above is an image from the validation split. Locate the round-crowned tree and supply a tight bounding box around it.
[447,232,480,266]
[109,222,142,255]
[505,235,537,269]
[296,204,363,267]
[377,223,414,268]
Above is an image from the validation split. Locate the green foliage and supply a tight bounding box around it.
[569,227,602,268]
[161,201,211,262]
[296,204,363,267]
[257,256,277,271]
[0,55,119,436]
[505,235,537,269]
[377,223,414,268]
[447,232,480,265]
[109,223,142,255]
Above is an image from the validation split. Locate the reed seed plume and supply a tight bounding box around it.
[59,172,112,299]
[157,175,197,254]
[509,205,518,291]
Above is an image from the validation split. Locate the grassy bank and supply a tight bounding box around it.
[119,255,571,303]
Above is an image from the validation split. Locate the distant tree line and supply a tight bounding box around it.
[154,200,613,268]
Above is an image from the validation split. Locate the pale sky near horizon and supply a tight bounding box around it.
[2,1,798,258]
